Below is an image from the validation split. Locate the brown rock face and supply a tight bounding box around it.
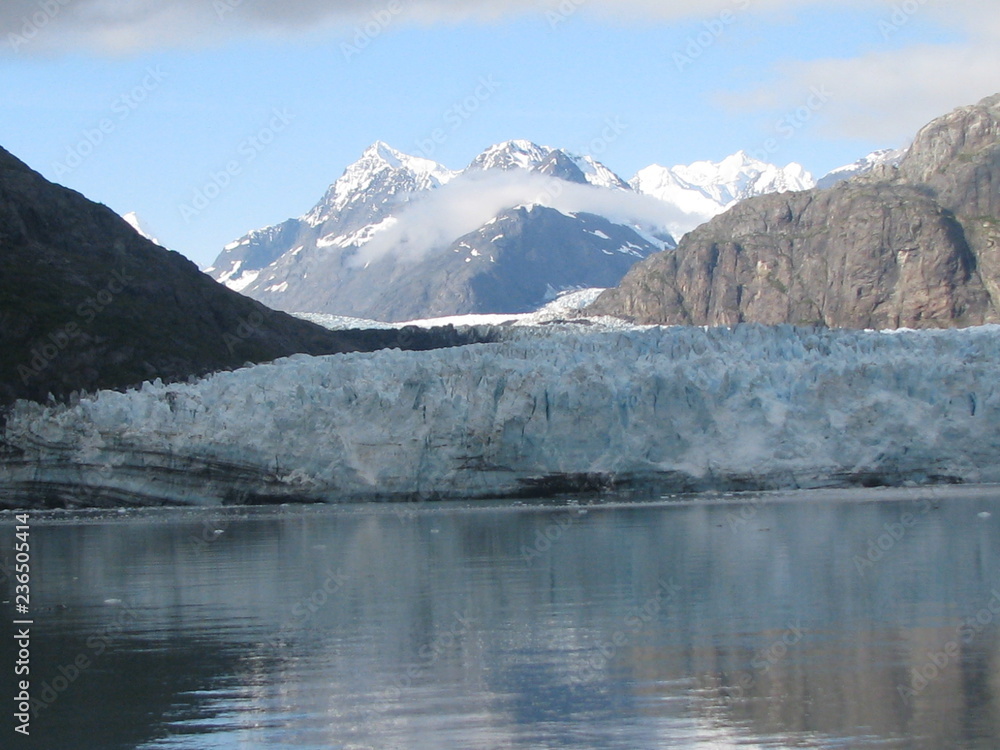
[589,94,1000,329]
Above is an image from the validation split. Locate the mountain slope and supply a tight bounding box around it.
[588,94,1000,329]
[208,140,672,321]
[0,146,486,410]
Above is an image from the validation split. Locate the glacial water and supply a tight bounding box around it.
[3,487,1000,749]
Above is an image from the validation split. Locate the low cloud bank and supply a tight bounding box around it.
[353,170,688,265]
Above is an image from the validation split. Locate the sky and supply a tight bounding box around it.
[0,0,996,268]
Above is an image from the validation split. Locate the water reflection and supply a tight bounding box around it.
[1,490,999,749]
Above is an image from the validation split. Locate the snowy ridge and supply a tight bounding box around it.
[4,325,1000,505]
[816,147,910,189]
[630,151,815,238]
[468,140,630,190]
[224,268,260,293]
[209,218,304,288]
[467,140,553,172]
[569,154,631,191]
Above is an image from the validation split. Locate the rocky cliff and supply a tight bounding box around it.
[588,94,1000,328]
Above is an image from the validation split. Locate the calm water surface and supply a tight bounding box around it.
[3,488,1000,749]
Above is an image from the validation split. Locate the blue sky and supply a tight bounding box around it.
[1,0,995,268]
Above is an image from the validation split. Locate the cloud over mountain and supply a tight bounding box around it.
[355,169,683,266]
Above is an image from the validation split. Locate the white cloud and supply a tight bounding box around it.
[777,45,1000,142]
[715,1,1000,144]
[353,170,686,266]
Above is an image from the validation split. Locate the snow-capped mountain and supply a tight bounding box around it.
[815,147,910,189]
[207,140,918,321]
[208,140,673,321]
[207,142,457,295]
[629,151,816,239]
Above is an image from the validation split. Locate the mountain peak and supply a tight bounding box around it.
[495,138,548,154]
[979,92,1000,109]
[356,141,452,177]
[468,140,552,172]
[361,140,438,171]
[674,151,809,184]
[363,140,403,163]
[465,140,631,191]
[303,143,455,227]
[900,93,1000,184]
[722,149,755,164]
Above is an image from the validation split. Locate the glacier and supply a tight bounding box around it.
[2,324,1000,507]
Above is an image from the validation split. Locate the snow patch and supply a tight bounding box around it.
[226,270,260,293]
[317,216,399,250]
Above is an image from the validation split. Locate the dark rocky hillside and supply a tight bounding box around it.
[0,146,490,411]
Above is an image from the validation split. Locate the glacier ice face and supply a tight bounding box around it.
[3,324,1000,507]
